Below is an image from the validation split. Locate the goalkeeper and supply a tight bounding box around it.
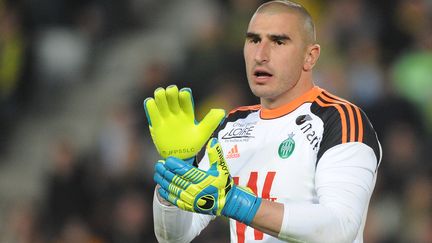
[144,1,381,243]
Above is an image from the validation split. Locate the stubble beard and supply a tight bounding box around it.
[249,77,301,108]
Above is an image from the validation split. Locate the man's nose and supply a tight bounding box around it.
[254,42,270,64]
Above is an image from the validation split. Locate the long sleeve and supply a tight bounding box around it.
[153,188,214,243]
[278,142,380,243]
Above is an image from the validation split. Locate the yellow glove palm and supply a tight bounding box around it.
[144,85,225,159]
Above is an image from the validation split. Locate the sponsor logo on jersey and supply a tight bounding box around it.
[278,133,295,159]
[296,114,320,151]
[296,114,312,125]
[226,145,240,159]
[221,122,256,141]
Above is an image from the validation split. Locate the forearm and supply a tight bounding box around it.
[153,188,193,243]
[250,199,284,238]
[278,201,361,243]
[248,199,360,243]
[153,187,213,243]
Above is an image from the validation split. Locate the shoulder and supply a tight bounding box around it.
[311,90,365,143]
[198,105,261,164]
[311,89,381,164]
[217,104,261,130]
[226,105,261,121]
[213,105,260,139]
[211,104,260,137]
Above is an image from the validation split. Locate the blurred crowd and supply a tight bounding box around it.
[1,0,432,242]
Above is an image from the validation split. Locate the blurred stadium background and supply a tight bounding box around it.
[0,0,431,242]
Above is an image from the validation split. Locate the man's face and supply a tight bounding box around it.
[244,11,308,103]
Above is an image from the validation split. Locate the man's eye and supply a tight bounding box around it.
[249,38,260,44]
[275,40,284,45]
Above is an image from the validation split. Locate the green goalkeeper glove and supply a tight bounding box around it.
[143,85,225,160]
[154,138,262,225]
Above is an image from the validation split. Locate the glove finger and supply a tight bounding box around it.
[157,174,183,196]
[154,161,170,185]
[154,171,172,190]
[155,162,192,190]
[169,192,194,212]
[166,85,181,114]
[159,181,195,212]
[143,98,161,127]
[165,157,208,183]
[154,87,170,117]
[179,88,195,119]
[158,187,177,205]
[155,161,172,180]
[164,157,195,176]
[198,109,226,136]
[177,188,196,209]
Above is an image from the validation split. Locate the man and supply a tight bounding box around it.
[144,1,381,242]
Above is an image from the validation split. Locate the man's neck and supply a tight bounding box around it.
[261,79,314,110]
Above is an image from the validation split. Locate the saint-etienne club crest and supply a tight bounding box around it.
[278,132,295,159]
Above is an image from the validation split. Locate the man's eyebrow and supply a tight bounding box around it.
[246,32,260,38]
[269,34,291,41]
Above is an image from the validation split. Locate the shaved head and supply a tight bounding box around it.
[254,0,316,44]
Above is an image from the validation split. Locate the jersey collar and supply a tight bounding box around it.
[260,86,323,119]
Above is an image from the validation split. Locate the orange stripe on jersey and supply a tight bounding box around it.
[321,91,364,143]
[228,104,261,115]
[355,106,363,142]
[320,93,356,142]
[315,97,348,143]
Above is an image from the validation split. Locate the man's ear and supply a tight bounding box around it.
[303,44,320,71]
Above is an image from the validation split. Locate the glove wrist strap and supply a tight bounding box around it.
[222,185,262,225]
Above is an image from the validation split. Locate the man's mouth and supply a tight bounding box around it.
[254,70,273,78]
